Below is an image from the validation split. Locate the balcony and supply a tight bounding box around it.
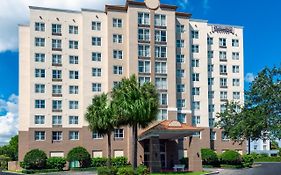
[52,32,62,36]
[220,58,227,62]
[52,93,62,97]
[52,78,62,82]
[219,45,227,49]
[52,63,62,67]
[52,48,62,51]
[52,109,62,113]
[220,85,228,89]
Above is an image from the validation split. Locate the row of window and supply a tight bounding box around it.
[191,88,241,100]
[208,51,240,60]
[35,100,79,109]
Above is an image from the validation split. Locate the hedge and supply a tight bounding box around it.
[21,149,47,169]
[46,157,66,170]
[92,157,128,167]
[220,150,242,165]
[67,147,91,168]
[201,148,219,165]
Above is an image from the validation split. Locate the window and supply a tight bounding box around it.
[176,25,185,33]
[192,116,200,125]
[35,115,45,124]
[176,40,184,48]
[232,39,239,47]
[92,37,101,46]
[69,101,79,109]
[232,52,239,60]
[35,84,45,93]
[69,40,78,49]
[52,100,62,111]
[177,99,186,108]
[155,77,167,89]
[192,59,199,67]
[208,51,213,59]
[219,38,227,47]
[208,64,214,72]
[233,78,240,86]
[35,37,45,47]
[208,78,214,85]
[139,77,150,85]
[207,37,213,45]
[155,14,166,26]
[93,132,103,139]
[52,39,62,50]
[69,55,79,64]
[138,12,150,25]
[222,132,229,140]
[35,53,45,62]
[138,28,150,41]
[176,69,185,77]
[69,131,79,140]
[113,66,123,75]
[138,60,150,73]
[155,46,167,58]
[113,18,122,28]
[209,104,214,112]
[69,86,79,94]
[219,51,227,60]
[35,131,45,141]
[209,118,215,127]
[52,24,61,34]
[35,100,45,108]
[177,113,186,123]
[176,55,185,63]
[92,68,102,77]
[69,25,78,34]
[155,62,167,74]
[220,78,227,87]
[159,93,167,105]
[233,92,240,100]
[35,22,45,31]
[220,91,228,100]
[192,101,200,110]
[69,71,79,79]
[208,91,214,99]
[177,84,185,92]
[113,34,122,43]
[92,52,102,61]
[113,50,123,59]
[220,104,227,113]
[52,54,62,65]
[193,131,201,138]
[52,131,63,141]
[232,65,240,73]
[191,45,199,53]
[191,30,199,39]
[52,85,62,95]
[92,21,101,31]
[138,45,150,57]
[192,87,200,95]
[220,65,227,74]
[69,116,78,125]
[92,83,102,92]
[211,131,216,140]
[114,129,124,139]
[52,115,62,125]
[155,30,167,42]
[157,109,167,121]
[192,73,200,81]
[52,70,62,80]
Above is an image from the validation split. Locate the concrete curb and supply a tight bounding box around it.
[204,171,220,175]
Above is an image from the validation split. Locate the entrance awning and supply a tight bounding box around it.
[138,120,204,141]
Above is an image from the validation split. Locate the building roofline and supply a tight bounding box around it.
[208,23,244,29]
[176,12,192,18]
[81,8,105,13]
[29,6,81,14]
[190,18,208,23]
[18,24,29,27]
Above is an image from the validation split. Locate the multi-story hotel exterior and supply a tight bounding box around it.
[19,0,245,171]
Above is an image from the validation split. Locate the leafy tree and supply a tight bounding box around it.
[270,140,279,150]
[67,147,91,168]
[22,149,47,169]
[85,93,116,167]
[112,75,159,169]
[0,135,18,161]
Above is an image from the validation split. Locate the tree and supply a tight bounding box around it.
[85,93,116,167]
[0,135,18,161]
[112,75,159,169]
[67,147,91,168]
[270,140,279,150]
[22,149,47,170]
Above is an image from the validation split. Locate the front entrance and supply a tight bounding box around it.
[144,140,167,169]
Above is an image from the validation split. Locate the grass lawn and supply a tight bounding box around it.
[151,171,209,175]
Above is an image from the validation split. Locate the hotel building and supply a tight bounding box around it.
[19,0,245,171]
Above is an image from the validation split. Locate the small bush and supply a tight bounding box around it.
[97,166,118,175]
[0,155,11,170]
[112,157,128,167]
[201,148,219,165]
[92,157,108,167]
[136,165,149,175]
[117,166,134,175]
[220,150,242,165]
[179,157,188,168]
[22,149,47,169]
[242,154,254,168]
[46,157,66,170]
[67,147,91,168]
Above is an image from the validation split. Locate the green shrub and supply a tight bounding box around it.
[46,157,66,170]
[242,154,254,168]
[22,149,47,169]
[97,166,118,175]
[0,155,11,170]
[92,157,108,167]
[67,147,91,168]
[22,168,60,174]
[117,166,134,175]
[254,156,281,162]
[112,157,128,167]
[136,165,149,175]
[70,167,97,171]
[179,157,188,168]
[201,148,219,165]
[278,148,281,157]
[220,150,242,165]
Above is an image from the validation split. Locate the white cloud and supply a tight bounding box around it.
[0,0,125,52]
[177,0,189,10]
[0,94,18,146]
[245,73,256,83]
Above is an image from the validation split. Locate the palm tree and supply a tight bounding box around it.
[85,93,116,167]
[112,75,159,169]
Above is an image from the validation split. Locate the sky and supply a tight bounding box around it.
[0,0,280,145]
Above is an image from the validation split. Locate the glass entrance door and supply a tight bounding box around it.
[160,140,166,168]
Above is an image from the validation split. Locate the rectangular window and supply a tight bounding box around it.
[233,78,240,86]
[192,116,200,125]
[69,71,79,79]
[208,78,214,85]
[35,22,45,31]
[192,59,199,67]
[113,18,122,28]
[93,132,103,139]
[52,70,62,80]
[159,93,167,106]
[209,104,214,112]
[177,84,185,92]
[69,40,78,49]
[219,51,227,61]
[52,39,62,50]
[138,60,150,73]
[219,38,227,48]
[208,91,214,99]
[52,54,62,65]
[222,132,229,140]
[52,85,62,95]
[35,53,45,62]
[155,77,167,90]
[155,46,167,58]
[176,25,185,33]
[232,65,240,73]
[113,66,123,75]
[35,115,45,124]
[220,65,227,74]
[191,30,199,39]
[69,101,79,109]
[177,113,186,123]
[211,131,216,140]
[209,118,215,127]
[113,34,122,43]
[113,50,123,59]
[35,131,45,141]
[138,12,150,25]
[192,101,200,110]
[139,77,150,85]
[221,104,227,113]
[35,37,45,47]
[155,30,167,42]
[52,115,62,125]
[35,100,45,108]
[92,52,102,61]
[52,100,62,111]
[92,21,101,31]
[220,78,228,87]
[176,54,185,63]
[176,40,184,48]
[233,92,240,100]
[232,52,239,60]
[176,69,185,78]
[35,84,45,93]
[208,64,214,72]
[69,131,79,140]
[192,73,200,81]
[191,45,199,53]
[69,55,79,64]
[208,51,213,59]
[69,25,78,34]
[138,28,150,41]
[232,39,239,47]
[157,109,167,121]
[92,68,102,77]
[52,131,63,141]
[207,37,213,45]
[155,14,166,27]
[220,91,228,100]
[52,24,61,35]
[192,87,200,95]
[138,45,150,57]
[155,62,167,74]
[92,83,102,92]
[92,37,101,46]
[177,99,186,108]
[69,86,79,94]
[114,129,124,139]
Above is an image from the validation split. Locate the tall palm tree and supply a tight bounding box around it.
[112,75,159,169]
[85,93,115,166]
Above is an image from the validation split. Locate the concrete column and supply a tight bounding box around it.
[149,136,161,172]
[188,136,203,172]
